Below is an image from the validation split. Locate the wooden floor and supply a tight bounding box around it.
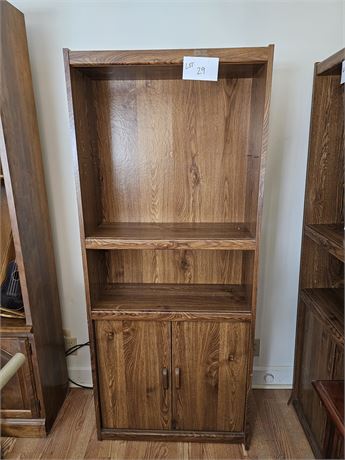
[2,389,314,459]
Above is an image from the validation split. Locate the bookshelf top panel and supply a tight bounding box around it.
[66,46,273,80]
[67,46,274,66]
[316,48,345,76]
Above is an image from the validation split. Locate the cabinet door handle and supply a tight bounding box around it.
[175,367,181,389]
[162,367,169,390]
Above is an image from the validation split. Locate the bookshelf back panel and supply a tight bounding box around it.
[105,249,244,284]
[71,68,269,230]
[93,77,252,223]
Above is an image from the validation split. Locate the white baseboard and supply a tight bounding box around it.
[68,367,93,388]
[253,384,293,389]
[68,365,294,389]
[253,365,293,388]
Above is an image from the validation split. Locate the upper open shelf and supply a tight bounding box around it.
[85,222,256,250]
[66,47,272,241]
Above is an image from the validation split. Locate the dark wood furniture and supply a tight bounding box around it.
[313,381,344,459]
[291,48,344,458]
[0,0,68,437]
[64,46,274,444]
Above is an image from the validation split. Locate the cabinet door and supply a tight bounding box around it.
[0,337,38,419]
[172,321,249,432]
[95,320,171,430]
[298,306,335,454]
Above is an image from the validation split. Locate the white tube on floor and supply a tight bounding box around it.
[0,352,25,390]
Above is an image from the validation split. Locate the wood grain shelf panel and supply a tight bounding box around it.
[0,317,32,334]
[301,288,344,346]
[305,224,344,262]
[91,283,251,320]
[85,223,256,250]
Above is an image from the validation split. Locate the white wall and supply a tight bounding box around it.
[12,0,344,387]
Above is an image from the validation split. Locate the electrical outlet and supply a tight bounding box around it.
[254,338,260,357]
[64,336,77,355]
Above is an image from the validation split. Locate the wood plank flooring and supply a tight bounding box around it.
[2,389,314,459]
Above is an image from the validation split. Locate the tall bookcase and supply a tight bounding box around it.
[64,46,274,444]
[0,0,68,437]
[291,49,344,458]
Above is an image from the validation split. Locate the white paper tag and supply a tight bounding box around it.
[341,60,345,84]
[183,56,219,81]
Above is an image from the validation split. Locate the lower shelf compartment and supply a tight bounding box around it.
[91,284,252,320]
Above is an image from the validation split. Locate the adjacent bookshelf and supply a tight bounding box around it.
[0,0,68,437]
[292,48,344,459]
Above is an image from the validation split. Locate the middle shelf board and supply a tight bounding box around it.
[305,224,344,262]
[84,222,256,250]
[90,283,252,321]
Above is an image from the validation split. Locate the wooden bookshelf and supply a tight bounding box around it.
[65,45,274,445]
[292,49,344,459]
